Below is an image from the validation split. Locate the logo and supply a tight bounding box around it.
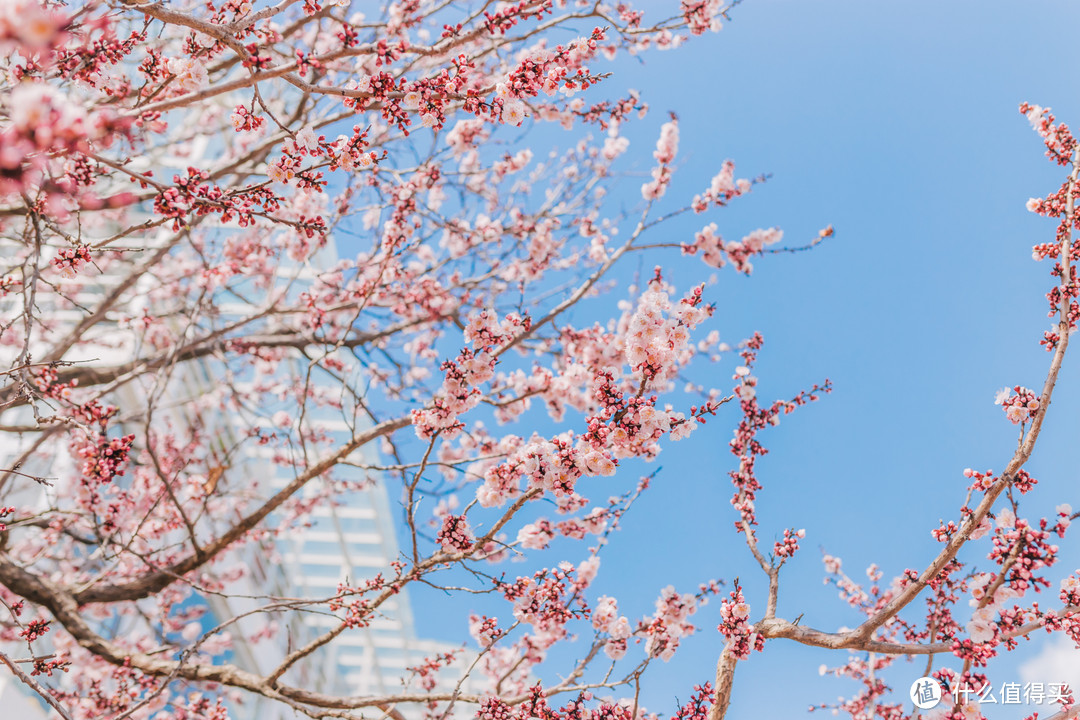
[910,677,943,709]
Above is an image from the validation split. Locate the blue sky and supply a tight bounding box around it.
[399,1,1080,716]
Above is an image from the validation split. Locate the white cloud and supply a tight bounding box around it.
[1019,637,1080,694]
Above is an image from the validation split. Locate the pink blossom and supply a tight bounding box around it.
[501,100,527,125]
[165,57,208,93]
[295,126,320,151]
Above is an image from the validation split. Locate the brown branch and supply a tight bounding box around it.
[0,650,75,720]
[70,413,410,605]
[707,649,738,720]
[848,147,1079,645]
[0,320,428,410]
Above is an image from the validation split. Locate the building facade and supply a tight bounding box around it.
[0,229,467,719]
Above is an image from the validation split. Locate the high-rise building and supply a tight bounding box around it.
[0,226,467,719]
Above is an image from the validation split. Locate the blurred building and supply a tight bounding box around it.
[0,222,466,719]
[0,674,50,720]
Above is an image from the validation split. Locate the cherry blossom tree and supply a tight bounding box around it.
[0,1,1077,720]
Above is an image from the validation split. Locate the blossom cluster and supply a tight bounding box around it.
[681,0,725,35]
[502,566,586,650]
[76,433,136,486]
[642,584,705,661]
[436,514,474,553]
[1020,103,1076,165]
[468,614,504,648]
[773,527,805,560]
[994,385,1040,424]
[641,116,679,200]
[964,572,1022,644]
[690,160,753,212]
[727,333,830,534]
[717,582,760,660]
[682,224,783,274]
[412,310,527,440]
[591,595,632,660]
[0,0,67,54]
[2,82,128,201]
[624,279,710,382]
